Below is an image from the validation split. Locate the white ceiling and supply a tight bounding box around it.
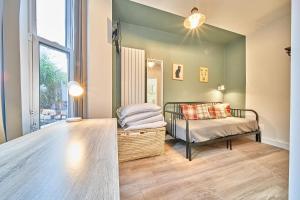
[130,0,291,35]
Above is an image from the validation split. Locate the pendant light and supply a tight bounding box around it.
[184,7,206,30]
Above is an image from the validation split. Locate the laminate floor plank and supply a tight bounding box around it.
[119,138,288,200]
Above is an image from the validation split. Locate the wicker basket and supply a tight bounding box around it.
[117,127,166,162]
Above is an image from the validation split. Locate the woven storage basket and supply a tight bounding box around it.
[117,127,166,162]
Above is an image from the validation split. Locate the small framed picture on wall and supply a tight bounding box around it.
[200,67,208,83]
[173,64,184,81]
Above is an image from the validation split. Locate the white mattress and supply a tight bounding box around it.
[167,117,258,143]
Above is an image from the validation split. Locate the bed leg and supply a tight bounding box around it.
[258,132,262,143]
[186,142,189,159]
[229,140,232,150]
[188,143,192,161]
[256,133,262,143]
[185,120,191,160]
[226,140,229,149]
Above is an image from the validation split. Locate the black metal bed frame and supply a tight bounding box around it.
[163,102,261,161]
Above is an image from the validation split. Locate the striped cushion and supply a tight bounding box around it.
[196,104,210,120]
[180,104,198,120]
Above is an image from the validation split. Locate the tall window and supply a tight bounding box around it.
[31,0,73,129]
[36,0,66,46]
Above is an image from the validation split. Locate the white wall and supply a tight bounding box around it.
[87,0,112,118]
[3,0,23,141]
[19,0,31,134]
[289,0,300,198]
[0,0,5,143]
[246,14,291,149]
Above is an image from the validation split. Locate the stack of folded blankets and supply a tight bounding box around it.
[117,103,166,131]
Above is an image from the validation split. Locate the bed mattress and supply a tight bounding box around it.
[167,117,259,143]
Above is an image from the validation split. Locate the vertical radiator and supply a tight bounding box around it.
[121,47,145,106]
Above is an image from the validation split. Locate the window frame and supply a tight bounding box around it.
[29,0,74,131]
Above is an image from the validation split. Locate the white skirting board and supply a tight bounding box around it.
[261,137,289,150]
[121,47,145,106]
[246,135,289,150]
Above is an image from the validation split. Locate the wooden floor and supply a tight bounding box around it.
[119,138,289,200]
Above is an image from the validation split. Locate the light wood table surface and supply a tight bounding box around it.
[0,119,120,200]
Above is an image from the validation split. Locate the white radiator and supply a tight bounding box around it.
[121,47,145,106]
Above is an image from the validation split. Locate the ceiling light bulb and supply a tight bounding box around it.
[189,13,201,29]
[184,7,206,30]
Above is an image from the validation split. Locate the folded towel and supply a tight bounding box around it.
[117,103,161,120]
[118,111,161,127]
[124,121,167,131]
[126,115,164,126]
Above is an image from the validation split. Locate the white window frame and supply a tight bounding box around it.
[29,0,74,131]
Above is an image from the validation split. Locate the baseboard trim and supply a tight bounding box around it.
[262,137,289,150]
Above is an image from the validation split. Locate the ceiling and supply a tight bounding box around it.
[113,0,243,44]
[130,0,291,35]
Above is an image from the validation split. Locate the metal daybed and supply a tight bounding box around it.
[163,102,261,161]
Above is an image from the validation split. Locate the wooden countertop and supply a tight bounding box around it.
[0,119,120,200]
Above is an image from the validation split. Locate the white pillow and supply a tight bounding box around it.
[118,111,161,127]
[126,114,164,126]
[124,121,167,131]
[117,103,161,119]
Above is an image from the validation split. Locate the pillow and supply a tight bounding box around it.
[126,114,164,126]
[124,121,167,131]
[208,105,216,119]
[213,103,232,118]
[196,104,210,120]
[224,104,232,117]
[117,103,161,119]
[118,111,161,127]
[180,104,198,120]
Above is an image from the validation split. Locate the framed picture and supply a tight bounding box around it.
[173,64,184,80]
[200,67,208,83]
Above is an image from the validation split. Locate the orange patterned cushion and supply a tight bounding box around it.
[180,104,198,120]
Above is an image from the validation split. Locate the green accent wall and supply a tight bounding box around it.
[224,37,246,108]
[123,22,225,102]
[112,0,246,113]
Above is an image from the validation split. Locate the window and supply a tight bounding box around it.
[30,0,74,129]
[39,45,69,126]
[36,0,66,46]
